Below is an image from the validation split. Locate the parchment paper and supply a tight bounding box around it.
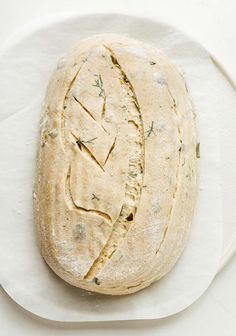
[0,14,224,321]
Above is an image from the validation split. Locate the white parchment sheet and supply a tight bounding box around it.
[0,14,227,321]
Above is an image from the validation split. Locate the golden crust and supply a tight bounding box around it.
[34,34,198,295]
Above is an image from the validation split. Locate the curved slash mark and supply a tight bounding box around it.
[101,95,106,120]
[72,95,96,121]
[104,136,117,166]
[65,166,111,222]
[72,205,112,222]
[101,96,109,134]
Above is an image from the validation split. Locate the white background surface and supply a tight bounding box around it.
[0,0,236,335]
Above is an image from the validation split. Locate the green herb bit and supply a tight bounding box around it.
[93,277,101,285]
[150,61,156,65]
[145,121,156,138]
[196,143,200,158]
[91,193,100,201]
[81,137,97,144]
[93,74,105,98]
[76,137,97,149]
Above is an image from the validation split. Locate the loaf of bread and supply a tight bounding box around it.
[34,34,198,295]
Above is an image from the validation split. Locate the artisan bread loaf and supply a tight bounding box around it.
[34,34,198,295]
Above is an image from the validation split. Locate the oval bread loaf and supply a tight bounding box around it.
[34,34,198,295]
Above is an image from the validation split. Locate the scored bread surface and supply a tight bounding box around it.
[34,34,198,295]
